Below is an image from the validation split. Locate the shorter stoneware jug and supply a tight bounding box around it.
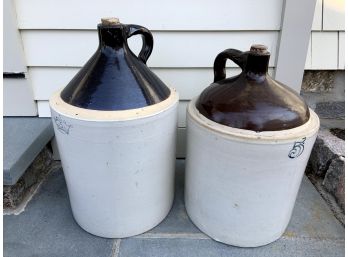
[50,18,178,238]
[185,45,320,247]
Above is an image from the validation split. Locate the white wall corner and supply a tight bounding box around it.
[4,0,27,73]
[4,78,38,116]
[4,0,38,116]
[275,0,317,92]
[312,0,323,30]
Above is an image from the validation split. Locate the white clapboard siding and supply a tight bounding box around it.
[21,30,278,68]
[4,78,38,116]
[312,0,323,30]
[311,32,338,69]
[29,67,275,101]
[338,32,345,69]
[323,0,345,31]
[15,0,282,30]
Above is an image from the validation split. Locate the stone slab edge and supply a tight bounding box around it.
[4,122,54,185]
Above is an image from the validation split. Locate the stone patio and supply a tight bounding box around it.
[3,160,344,257]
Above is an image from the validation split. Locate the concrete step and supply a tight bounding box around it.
[4,160,344,257]
[3,117,54,185]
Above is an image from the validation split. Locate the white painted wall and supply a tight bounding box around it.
[14,0,283,30]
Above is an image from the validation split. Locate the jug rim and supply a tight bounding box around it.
[50,88,178,122]
[188,97,320,144]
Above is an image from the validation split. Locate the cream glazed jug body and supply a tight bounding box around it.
[185,45,320,247]
[50,18,179,238]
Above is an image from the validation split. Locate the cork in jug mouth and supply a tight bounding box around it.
[196,44,310,132]
[100,17,120,25]
[249,44,269,55]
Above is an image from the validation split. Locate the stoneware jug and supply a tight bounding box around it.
[50,18,178,238]
[185,45,319,247]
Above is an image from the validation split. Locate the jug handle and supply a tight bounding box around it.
[213,49,248,82]
[126,24,154,64]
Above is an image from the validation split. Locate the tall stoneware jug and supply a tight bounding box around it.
[50,18,178,238]
[185,45,319,247]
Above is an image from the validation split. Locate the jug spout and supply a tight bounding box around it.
[245,44,270,76]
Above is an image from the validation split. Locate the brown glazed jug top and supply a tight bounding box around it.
[60,18,170,111]
[196,45,310,132]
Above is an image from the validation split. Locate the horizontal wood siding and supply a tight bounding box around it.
[14,0,283,30]
[29,67,275,101]
[21,30,279,68]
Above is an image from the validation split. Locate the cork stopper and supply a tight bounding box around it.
[250,44,269,55]
[101,17,120,25]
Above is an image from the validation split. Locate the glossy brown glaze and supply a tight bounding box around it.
[61,19,170,111]
[196,45,310,132]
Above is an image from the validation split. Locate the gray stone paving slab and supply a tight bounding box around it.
[3,169,114,257]
[3,160,344,257]
[285,177,344,240]
[148,160,344,240]
[149,160,200,234]
[4,117,54,185]
[315,101,345,119]
[119,237,344,257]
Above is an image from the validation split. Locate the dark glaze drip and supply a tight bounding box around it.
[196,46,310,132]
[61,21,170,110]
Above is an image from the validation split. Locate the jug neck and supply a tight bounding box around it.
[245,52,270,77]
[97,24,127,50]
[243,44,270,81]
